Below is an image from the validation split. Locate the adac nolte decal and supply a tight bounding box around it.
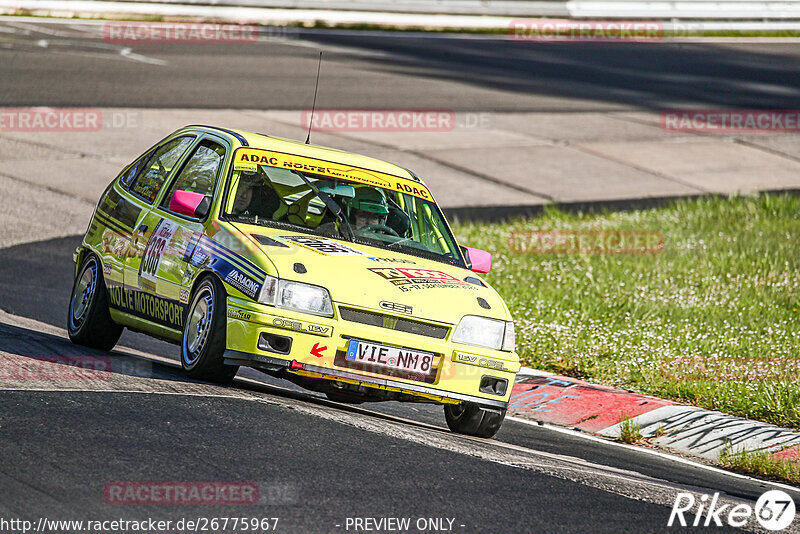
[232,148,432,200]
[107,283,184,329]
[367,267,477,292]
[224,269,261,299]
[279,236,367,257]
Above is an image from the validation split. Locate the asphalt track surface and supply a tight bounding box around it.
[2,21,800,533]
[0,23,798,110]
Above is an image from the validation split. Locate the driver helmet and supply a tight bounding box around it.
[349,187,389,226]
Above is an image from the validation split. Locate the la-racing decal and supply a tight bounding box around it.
[278,236,367,256]
[140,218,178,289]
[232,148,433,200]
[106,282,185,329]
[368,267,478,292]
[224,269,261,299]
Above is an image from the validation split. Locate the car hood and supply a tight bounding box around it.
[233,224,511,325]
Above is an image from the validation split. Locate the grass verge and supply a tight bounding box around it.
[719,445,800,484]
[452,193,800,429]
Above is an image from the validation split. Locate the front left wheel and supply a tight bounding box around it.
[67,254,123,351]
[181,276,238,385]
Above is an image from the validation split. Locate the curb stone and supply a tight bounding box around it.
[512,367,800,462]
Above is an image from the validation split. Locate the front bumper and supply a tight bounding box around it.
[224,298,520,408]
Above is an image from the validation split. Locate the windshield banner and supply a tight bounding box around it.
[232,148,432,200]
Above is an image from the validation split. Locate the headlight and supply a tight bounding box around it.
[452,315,506,350]
[257,275,333,317]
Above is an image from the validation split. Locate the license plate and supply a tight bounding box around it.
[346,339,435,375]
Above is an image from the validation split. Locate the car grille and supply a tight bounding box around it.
[339,307,449,339]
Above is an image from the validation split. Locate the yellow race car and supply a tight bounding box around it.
[68,125,520,437]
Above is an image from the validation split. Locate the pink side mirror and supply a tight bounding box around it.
[169,190,210,218]
[464,246,492,274]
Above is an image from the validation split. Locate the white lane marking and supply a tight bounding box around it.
[0,21,167,65]
[508,415,800,497]
[119,47,167,66]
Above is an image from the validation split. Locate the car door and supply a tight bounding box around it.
[122,134,196,330]
[149,135,230,317]
[90,149,153,297]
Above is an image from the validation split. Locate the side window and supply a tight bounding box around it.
[119,150,152,189]
[130,136,195,203]
[161,139,226,210]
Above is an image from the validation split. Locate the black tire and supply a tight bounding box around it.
[181,275,238,385]
[444,402,506,438]
[67,254,123,351]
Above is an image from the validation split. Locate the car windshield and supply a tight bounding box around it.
[223,163,464,266]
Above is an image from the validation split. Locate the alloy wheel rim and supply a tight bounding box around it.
[71,260,97,328]
[185,288,213,364]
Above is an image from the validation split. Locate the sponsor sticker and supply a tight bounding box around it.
[368,267,477,292]
[224,270,261,300]
[368,257,416,264]
[227,308,252,321]
[107,283,185,329]
[232,148,432,200]
[279,236,367,257]
[140,219,179,286]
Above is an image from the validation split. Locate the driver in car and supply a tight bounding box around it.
[232,170,280,218]
[349,187,389,231]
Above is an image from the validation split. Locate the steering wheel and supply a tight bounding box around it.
[360,224,399,237]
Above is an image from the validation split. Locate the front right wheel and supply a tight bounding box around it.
[444,402,506,438]
[181,276,238,385]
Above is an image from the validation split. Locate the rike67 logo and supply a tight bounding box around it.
[669,490,795,530]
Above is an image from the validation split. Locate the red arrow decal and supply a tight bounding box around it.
[310,343,327,358]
